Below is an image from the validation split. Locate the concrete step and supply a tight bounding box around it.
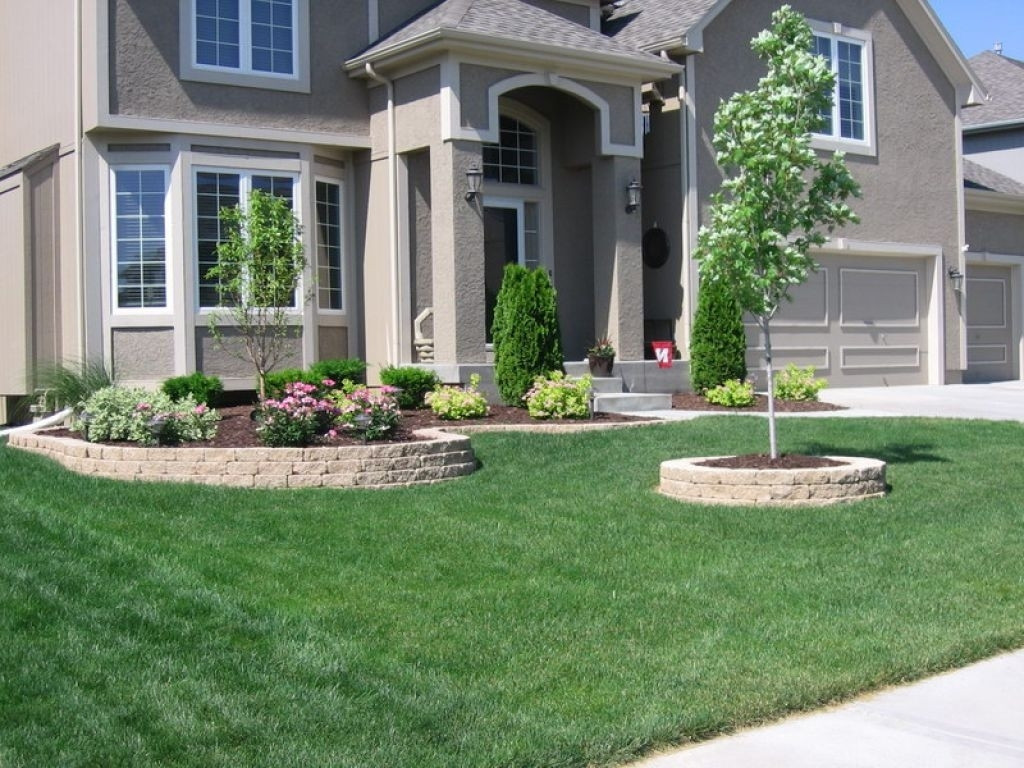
[590,376,624,394]
[593,392,672,413]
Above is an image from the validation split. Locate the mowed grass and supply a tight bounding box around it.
[2,416,1023,767]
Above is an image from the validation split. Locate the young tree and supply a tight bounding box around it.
[696,5,860,458]
[492,264,564,405]
[207,189,306,400]
[689,276,747,394]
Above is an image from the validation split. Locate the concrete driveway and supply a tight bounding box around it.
[819,381,1024,421]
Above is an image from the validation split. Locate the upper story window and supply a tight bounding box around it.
[315,180,344,311]
[112,167,169,311]
[483,116,538,185]
[811,23,876,156]
[181,0,310,92]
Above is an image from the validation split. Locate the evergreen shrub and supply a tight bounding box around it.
[161,372,224,406]
[379,366,441,409]
[689,277,747,394]
[492,265,563,405]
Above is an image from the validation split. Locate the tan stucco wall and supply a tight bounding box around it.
[110,0,369,136]
[317,326,350,360]
[693,0,963,368]
[112,328,175,380]
[966,209,1024,256]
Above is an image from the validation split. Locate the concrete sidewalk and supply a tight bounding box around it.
[631,650,1024,768]
[629,381,1024,422]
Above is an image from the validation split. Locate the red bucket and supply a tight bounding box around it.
[651,340,674,369]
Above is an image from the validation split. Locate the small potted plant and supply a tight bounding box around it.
[587,338,616,377]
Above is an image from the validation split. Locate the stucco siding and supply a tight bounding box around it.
[110,0,369,137]
[195,328,303,379]
[460,64,523,130]
[579,80,635,147]
[112,328,175,380]
[966,210,1024,256]
[317,326,349,360]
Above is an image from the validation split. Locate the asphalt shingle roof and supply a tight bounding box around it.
[355,0,667,66]
[602,0,720,51]
[964,51,1024,128]
[963,158,1024,196]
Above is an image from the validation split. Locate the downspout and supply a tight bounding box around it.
[74,0,86,364]
[364,62,401,366]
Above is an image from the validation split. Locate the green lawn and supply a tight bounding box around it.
[2,416,1023,768]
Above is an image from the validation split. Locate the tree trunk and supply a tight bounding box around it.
[762,318,778,459]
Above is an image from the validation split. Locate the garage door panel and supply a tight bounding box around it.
[840,268,919,327]
[775,270,829,327]
[746,346,830,371]
[967,344,1008,365]
[965,265,1015,383]
[966,278,1006,329]
[840,345,921,369]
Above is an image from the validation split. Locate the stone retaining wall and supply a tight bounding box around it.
[9,430,476,489]
[660,456,887,507]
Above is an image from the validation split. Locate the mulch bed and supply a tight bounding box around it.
[672,393,844,413]
[699,454,846,470]
[46,405,647,449]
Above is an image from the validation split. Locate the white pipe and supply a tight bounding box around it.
[74,0,86,364]
[0,408,73,438]
[364,62,401,366]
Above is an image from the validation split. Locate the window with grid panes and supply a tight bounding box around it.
[112,168,169,309]
[482,116,538,185]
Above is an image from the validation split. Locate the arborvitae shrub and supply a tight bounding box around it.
[492,265,564,405]
[689,276,747,394]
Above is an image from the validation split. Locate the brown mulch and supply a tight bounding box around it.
[672,393,844,413]
[46,404,647,449]
[698,453,846,469]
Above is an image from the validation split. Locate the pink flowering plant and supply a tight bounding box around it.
[328,385,401,441]
[523,372,592,420]
[76,386,219,445]
[256,379,339,447]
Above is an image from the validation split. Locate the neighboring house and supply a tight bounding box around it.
[962,51,1024,382]
[0,0,988,422]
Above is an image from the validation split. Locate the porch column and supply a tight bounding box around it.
[591,155,644,359]
[430,140,486,364]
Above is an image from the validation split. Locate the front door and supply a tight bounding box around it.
[484,204,521,342]
[965,264,1016,383]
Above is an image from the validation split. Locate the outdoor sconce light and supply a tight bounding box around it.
[625,178,642,214]
[948,266,965,292]
[465,165,483,202]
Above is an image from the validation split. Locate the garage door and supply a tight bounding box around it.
[965,264,1016,383]
[745,254,932,387]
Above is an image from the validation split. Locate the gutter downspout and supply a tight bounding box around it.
[75,0,86,364]
[364,62,401,366]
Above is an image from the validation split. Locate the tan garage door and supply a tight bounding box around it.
[965,264,1016,383]
[745,254,932,387]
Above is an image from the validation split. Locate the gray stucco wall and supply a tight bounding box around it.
[579,80,635,147]
[966,210,1024,255]
[694,0,963,367]
[460,65,522,130]
[111,0,369,136]
[317,326,349,360]
[407,150,434,339]
[195,328,303,378]
[112,328,175,380]
[522,0,590,27]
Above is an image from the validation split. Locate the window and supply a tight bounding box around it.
[182,0,308,91]
[315,181,343,310]
[483,116,537,185]
[194,0,296,76]
[195,170,296,308]
[112,168,169,310]
[811,26,874,152]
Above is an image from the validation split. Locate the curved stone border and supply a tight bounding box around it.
[9,429,476,489]
[659,456,886,506]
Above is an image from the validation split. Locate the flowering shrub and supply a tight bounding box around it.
[77,386,220,445]
[705,379,756,407]
[775,363,827,401]
[425,374,489,420]
[524,372,592,419]
[329,386,401,441]
[256,380,338,447]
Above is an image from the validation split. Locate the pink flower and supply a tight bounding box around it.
[136,402,151,411]
[194,404,209,415]
[321,378,335,388]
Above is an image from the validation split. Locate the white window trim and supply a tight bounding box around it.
[314,176,345,314]
[179,0,311,94]
[110,165,173,315]
[481,197,528,267]
[192,166,303,313]
[809,20,877,158]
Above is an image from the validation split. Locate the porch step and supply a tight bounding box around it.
[590,376,624,394]
[593,392,672,413]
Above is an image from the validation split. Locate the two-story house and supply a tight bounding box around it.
[0,0,986,422]
[962,50,1024,382]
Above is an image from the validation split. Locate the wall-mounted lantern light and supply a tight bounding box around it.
[465,165,483,202]
[948,266,965,292]
[625,178,642,214]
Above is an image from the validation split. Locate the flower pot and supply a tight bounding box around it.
[588,355,614,377]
